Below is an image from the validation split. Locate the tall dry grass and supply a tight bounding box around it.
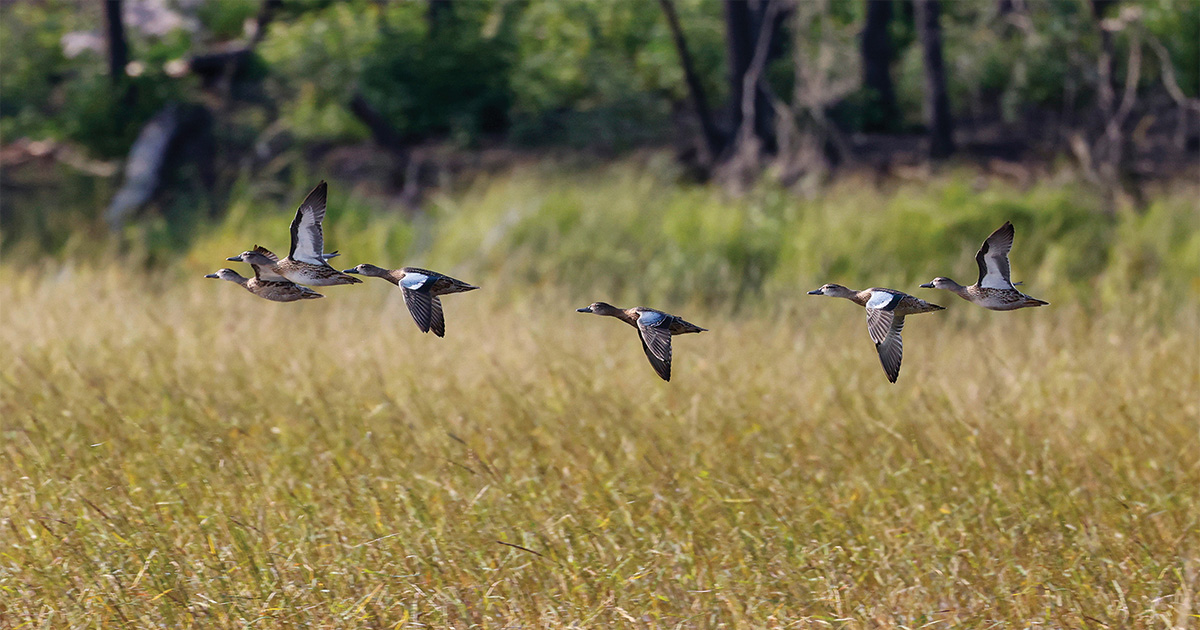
[1,265,1196,627]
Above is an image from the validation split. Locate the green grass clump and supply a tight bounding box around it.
[1,265,1196,627]
[163,161,1199,311]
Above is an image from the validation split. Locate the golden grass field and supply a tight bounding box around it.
[1,264,1197,628]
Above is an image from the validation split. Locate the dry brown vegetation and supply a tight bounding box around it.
[2,264,1196,628]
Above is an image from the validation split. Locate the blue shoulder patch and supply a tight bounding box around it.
[400,272,430,290]
[866,290,902,311]
[638,310,667,326]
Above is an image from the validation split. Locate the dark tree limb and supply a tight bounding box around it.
[349,93,426,203]
[427,0,453,33]
[914,0,955,159]
[724,0,782,155]
[105,104,182,230]
[349,94,423,151]
[658,0,725,163]
[861,0,897,131]
[104,0,128,86]
[738,0,783,142]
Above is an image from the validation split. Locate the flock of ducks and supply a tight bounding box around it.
[208,182,479,337]
[208,182,1047,383]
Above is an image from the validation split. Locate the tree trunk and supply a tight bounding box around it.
[724,0,779,155]
[861,0,897,131]
[428,0,453,33]
[914,0,954,158]
[658,0,724,163]
[104,0,128,86]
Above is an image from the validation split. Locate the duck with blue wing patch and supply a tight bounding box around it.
[920,221,1048,311]
[808,284,944,383]
[344,264,478,338]
[577,302,707,382]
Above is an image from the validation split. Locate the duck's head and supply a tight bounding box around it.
[228,250,274,266]
[919,277,958,290]
[577,301,620,316]
[807,283,854,298]
[205,268,244,282]
[342,263,388,277]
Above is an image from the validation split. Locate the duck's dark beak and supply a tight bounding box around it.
[226,255,242,262]
[807,289,822,295]
[204,273,219,279]
[576,307,591,313]
[919,282,934,288]
[342,268,359,274]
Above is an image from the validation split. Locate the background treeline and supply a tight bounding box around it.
[0,0,1197,303]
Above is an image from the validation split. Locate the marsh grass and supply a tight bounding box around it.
[1,264,1196,628]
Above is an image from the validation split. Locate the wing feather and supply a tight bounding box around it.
[429,296,446,338]
[975,221,1015,289]
[636,312,674,382]
[638,330,672,381]
[866,309,905,383]
[247,245,289,281]
[401,286,435,333]
[288,181,328,264]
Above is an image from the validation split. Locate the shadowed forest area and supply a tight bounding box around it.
[1,0,1197,266]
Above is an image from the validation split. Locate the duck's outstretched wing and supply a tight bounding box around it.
[253,245,280,262]
[636,310,674,382]
[288,181,328,265]
[250,245,289,281]
[399,270,435,334]
[866,308,905,384]
[429,296,446,338]
[975,221,1015,290]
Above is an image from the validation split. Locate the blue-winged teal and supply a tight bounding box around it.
[920,221,1048,310]
[205,268,324,302]
[808,284,944,383]
[227,181,361,286]
[576,302,707,382]
[344,264,479,337]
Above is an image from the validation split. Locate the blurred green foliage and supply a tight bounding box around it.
[145,161,1198,312]
[362,1,516,143]
[3,0,1196,154]
[1,1,195,157]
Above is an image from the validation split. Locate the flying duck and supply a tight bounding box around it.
[343,264,479,337]
[205,268,324,302]
[920,221,1048,310]
[227,181,361,286]
[576,302,707,382]
[807,284,944,383]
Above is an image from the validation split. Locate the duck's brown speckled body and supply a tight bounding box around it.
[227,182,361,287]
[921,221,1048,311]
[205,268,324,302]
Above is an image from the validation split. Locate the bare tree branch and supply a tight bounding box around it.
[104,0,128,86]
[658,0,725,163]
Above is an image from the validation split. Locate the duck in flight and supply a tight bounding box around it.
[576,302,707,382]
[205,267,324,302]
[807,284,944,383]
[227,181,361,286]
[343,264,479,337]
[920,221,1048,310]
